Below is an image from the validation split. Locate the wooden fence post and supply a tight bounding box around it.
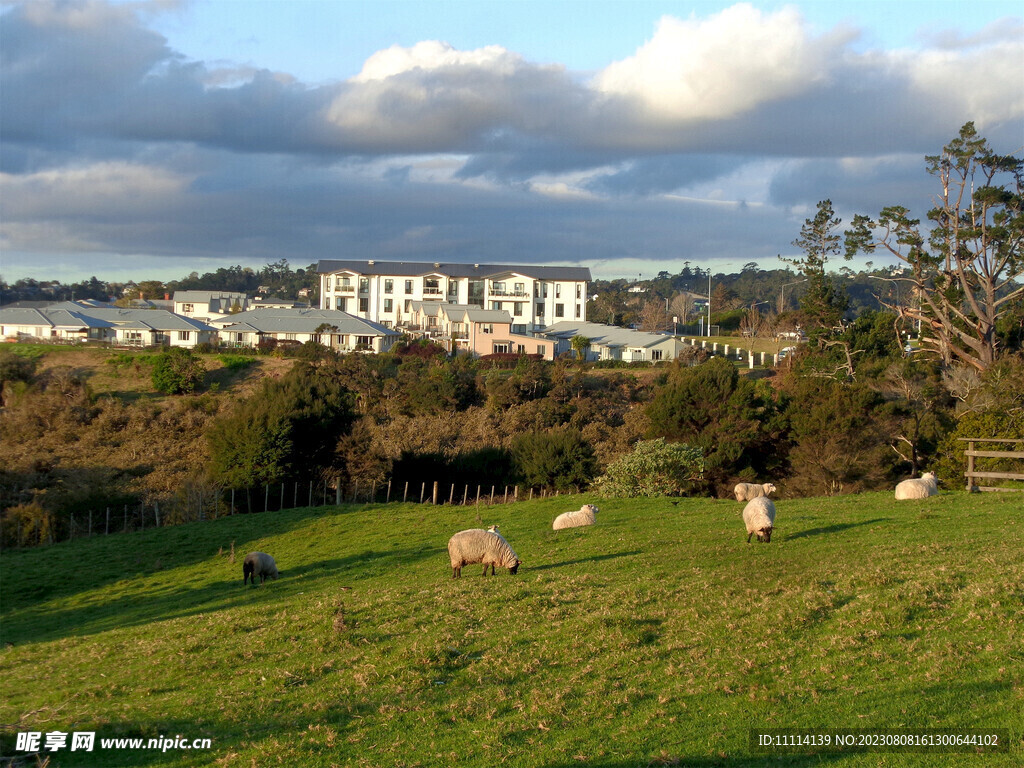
[463,485,468,505]
[106,507,110,535]
[966,439,976,491]
[432,481,439,505]
[370,481,376,504]
[490,485,495,504]
[503,486,508,504]
[449,484,455,504]
[280,483,285,510]
[420,482,426,503]
[386,480,392,503]
[308,481,313,507]
[403,482,409,503]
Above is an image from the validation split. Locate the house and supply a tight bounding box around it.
[1,303,216,348]
[317,260,591,333]
[172,291,250,323]
[405,302,557,360]
[214,307,400,353]
[540,321,685,362]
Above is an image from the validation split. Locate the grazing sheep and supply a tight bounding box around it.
[734,482,777,502]
[447,529,521,578]
[895,472,939,500]
[243,552,279,585]
[552,503,599,530]
[743,497,776,543]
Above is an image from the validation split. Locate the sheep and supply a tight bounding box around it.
[243,552,279,585]
[447,529,521,578]
[733,482,777,502]
[895,472,939,500]
[552,503,599,530]
[486,524,500,534]
[743,497,776,543]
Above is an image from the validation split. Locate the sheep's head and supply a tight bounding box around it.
[582,504,599,515]
[509,559,521,575]
[922,472,937,482]
[765,484,777,495]
[756,527,773,543]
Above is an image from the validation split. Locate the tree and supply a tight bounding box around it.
[593,438,704,497]
[782,199,850,331]
[646,357,786,495]
[846,122,1023,371]
[511,428,597,492]
[206,363,356,488]
[570,335,591,361]
[637,299,671,332]
[151,348,205,395]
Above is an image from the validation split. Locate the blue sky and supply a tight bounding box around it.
[2,0,1022,284]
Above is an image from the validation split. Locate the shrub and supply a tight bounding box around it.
[511,428,597,492]
[151,348,205,395]
[218,354,256,372]
[594,438,704,497]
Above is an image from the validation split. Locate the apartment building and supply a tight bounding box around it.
[406,302,557,360]
[316,260,591,333]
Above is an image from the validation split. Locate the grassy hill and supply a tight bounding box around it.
[1,491,1021,767]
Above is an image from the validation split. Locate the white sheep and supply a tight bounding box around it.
[447,529,521,578]
[734,482,776,502]
[742,497,776,543]
[895,472,939,500]
[552,503,599,530]
[486,524,501,534]
[243,551,279,585]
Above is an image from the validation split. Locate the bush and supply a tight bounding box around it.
[151,348,205,394]
[511,428,597,492]
[218,354,257,372]
[594,438,704,497]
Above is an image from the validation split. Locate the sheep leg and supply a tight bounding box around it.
[452,566,461,579]
[746,532,753,543]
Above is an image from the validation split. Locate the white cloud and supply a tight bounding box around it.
[351,40,519,82]
[593,4,847,120]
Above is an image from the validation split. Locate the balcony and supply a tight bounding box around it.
[335,285,355,294]
[422,287,443,296]
[489,289,529,298]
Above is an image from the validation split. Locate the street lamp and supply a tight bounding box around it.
[778,278,808,313]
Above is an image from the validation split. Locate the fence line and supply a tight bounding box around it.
[3,478,565,548]
[959,437,1024,492]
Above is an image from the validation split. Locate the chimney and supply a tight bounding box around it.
[139,291,144,299]
[164,293,169,300]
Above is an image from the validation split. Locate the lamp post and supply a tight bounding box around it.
[707,269,712,337]
[778,278,808,314]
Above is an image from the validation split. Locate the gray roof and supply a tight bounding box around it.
[173,291,248,303]
[317,260,591,282]
[218,308,398,336]
[541,321,681,349]
[44,303,215,332]
[0,307,113,329]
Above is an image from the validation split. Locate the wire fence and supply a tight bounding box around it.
[2,479,568,548]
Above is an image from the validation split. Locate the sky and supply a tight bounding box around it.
[1,0,1022,285]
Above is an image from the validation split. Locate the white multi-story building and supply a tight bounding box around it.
[316,260,591,333]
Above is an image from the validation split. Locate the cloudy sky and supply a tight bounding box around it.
[1,0,1022,284]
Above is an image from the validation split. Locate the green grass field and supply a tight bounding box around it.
[1,491,1021,767]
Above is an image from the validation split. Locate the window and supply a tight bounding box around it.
[404,299,412,312]
[493,342,511,354]
[448,281,459,298]
[385,279,393,294]
[576,285,582,299]
[514,282,524,295]
[516,344,525,354]
[424,277,441,295]
[537,345,545,355]
[384,298,393,313]
[555,285,561,298]
[536,303,544,316]
[356,335,373,349]
[482,323,493,334]
[178,331,191,341]
[491,281,505,294]
[575,304,581,318]
[555,304,564,318]
[359,298,369,312]
[359,277,369,292]
[652,350,663,361]
[285,333,297,340]
[325,277,333,290]
[514,303,523,317]
[340,277,352,290]
[491,301,502,311]
[404,280,413,294]
[335,297,347,311]
[182,303,194,313]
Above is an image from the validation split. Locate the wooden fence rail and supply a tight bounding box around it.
[959,437,1024,492]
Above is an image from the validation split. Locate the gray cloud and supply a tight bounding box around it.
[1,0,1021,283]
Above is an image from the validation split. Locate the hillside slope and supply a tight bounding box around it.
[1,491,1022,767]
